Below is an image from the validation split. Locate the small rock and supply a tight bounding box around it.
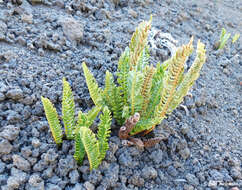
[57,156,75,176]
[17,36,26,46]
[129,173,144,187]
[179,147,190,159]
[55,0,64,8]
[208,180,217,189]
[230,167,241,179]
[21,14,33,24]
[12,154,31,172]
[28,174,44,189]
[118,151,133,168]
[0,125,20,141]
[141,166,157,180]
[0,137,13,154]
[186,173,199,186]
[150,149,163,164]
[32,137,41,148]
[44,149,58,163]
[60,17,84,44]
[167,165,178,177]
[128,9,138,18]
[101,163,119,188]
[69,170,80,184]
[6,89,23,100]
[7,168,28,189]
[84,181,95,190]
[209,169,225,181]
[88,170,102,185]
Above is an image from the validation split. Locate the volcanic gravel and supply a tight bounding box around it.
[0,0,241,190]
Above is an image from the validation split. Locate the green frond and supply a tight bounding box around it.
[97,107,111,161]
[62,77,75,139]
[128,70,144,115]
[140,66,155,116]
[145,63,166,119]
[73,132,85,165]
[117,48,130,106]
[110,86,124,125]
[77,110,88,129]
[167,40,206,114]
[130,118,157,135]
[86,106,102,126]
[82,62,103,106]
[103,70,114,107]
[41,97,63,145]
[137,46,150,72]
[154,37,194,123]
[79,127,100,170]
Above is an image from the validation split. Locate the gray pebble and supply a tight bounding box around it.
[69,169,80,184]
[6,88,24,100]
[179,148,190,160]
[28,173,44,189]
[88,170,102,185]
[186,173,199,186]
[7,168,28,189]
[150,149,163,164]
[0,125,20,141]
[167,165,178,177]
[0,137,13,154]
[118,150,133,168]
[12,154,31,172]
[84,181,95,190]
[57,156,75,176]
[129,173,144,187]
[32,137,41,148]
[44,149,58,163]
[141,166,157,180]
[60,17,84,44]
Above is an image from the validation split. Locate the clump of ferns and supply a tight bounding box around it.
[41,78,111,170]
[82,16,206,145]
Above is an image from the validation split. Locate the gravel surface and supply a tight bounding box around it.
[0,0,241,190]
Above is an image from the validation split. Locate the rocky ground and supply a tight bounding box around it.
[0,0,241,190]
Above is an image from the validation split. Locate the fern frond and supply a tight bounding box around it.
[140,66,155,116]
[137,46,150,72]
[41,97,63,145]
[97,107,111,161]
[82,62,103,106]
[62,77,75,139]
[167,40,206,114]
[73,132,85,164]
[103,70,114,108]
[145,63,165,119]
[117,48,130,106]
[86,106,102,126]
[79,127,100,170]
[154,37,194,123]
[129,16,152,69]
[128,71,144,115]
[110,86,124,125]
[130,118,157,135]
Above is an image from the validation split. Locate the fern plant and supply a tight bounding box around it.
[41,78,111,170]
[82,17,206,137]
